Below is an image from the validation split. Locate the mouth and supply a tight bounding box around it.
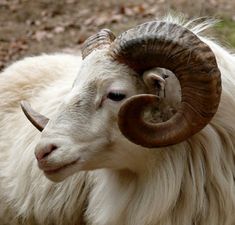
[42,157,81,175]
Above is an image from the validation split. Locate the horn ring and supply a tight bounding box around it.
[82,29,115,59]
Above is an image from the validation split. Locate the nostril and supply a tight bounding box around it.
[35,144,58,161]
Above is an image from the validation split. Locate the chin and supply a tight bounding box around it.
[43,164,82,182]
[44,172,68,182]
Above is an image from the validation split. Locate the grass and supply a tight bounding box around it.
[215,17,235,48]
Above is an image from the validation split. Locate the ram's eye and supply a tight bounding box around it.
[163,74,169,79]
[107,92,126,102]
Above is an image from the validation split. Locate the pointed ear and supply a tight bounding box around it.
[143,69,168,96]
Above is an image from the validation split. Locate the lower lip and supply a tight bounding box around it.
[43,158,80,175]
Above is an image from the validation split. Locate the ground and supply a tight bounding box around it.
[0,0,235,71]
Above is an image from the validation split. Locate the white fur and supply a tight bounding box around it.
[0,16,235,225]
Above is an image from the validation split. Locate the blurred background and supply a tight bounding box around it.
[0,0,235,70]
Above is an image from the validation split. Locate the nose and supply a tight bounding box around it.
[35,143,58,161]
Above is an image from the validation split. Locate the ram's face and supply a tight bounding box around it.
[21,21,221,182]
[27,49,177,182]
[33,50,144,182]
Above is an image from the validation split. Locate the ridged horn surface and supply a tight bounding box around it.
[110,21,221,147]
[82,29,115,59]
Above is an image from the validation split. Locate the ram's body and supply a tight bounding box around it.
[0,17,235,225]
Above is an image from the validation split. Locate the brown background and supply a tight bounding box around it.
[0,0,235,70]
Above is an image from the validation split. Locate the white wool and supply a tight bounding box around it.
[0,16,235,225]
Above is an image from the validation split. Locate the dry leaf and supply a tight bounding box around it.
[34,31,53,42]
[54,26,65,34]
[84,17,97,26]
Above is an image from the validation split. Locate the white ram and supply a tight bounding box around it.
[0,15,235,225]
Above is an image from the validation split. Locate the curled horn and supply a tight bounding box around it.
[82,29,115,59]
[110,21,221,147]
[21,101,49,132]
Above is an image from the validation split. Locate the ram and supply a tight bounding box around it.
[0,15,235,225]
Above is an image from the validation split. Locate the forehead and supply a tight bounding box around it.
[64,49,140,103]
[73,49,136,88]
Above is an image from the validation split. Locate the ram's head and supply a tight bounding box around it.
[21,21,221,182]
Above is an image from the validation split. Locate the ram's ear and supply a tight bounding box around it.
[143,69,168,96]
